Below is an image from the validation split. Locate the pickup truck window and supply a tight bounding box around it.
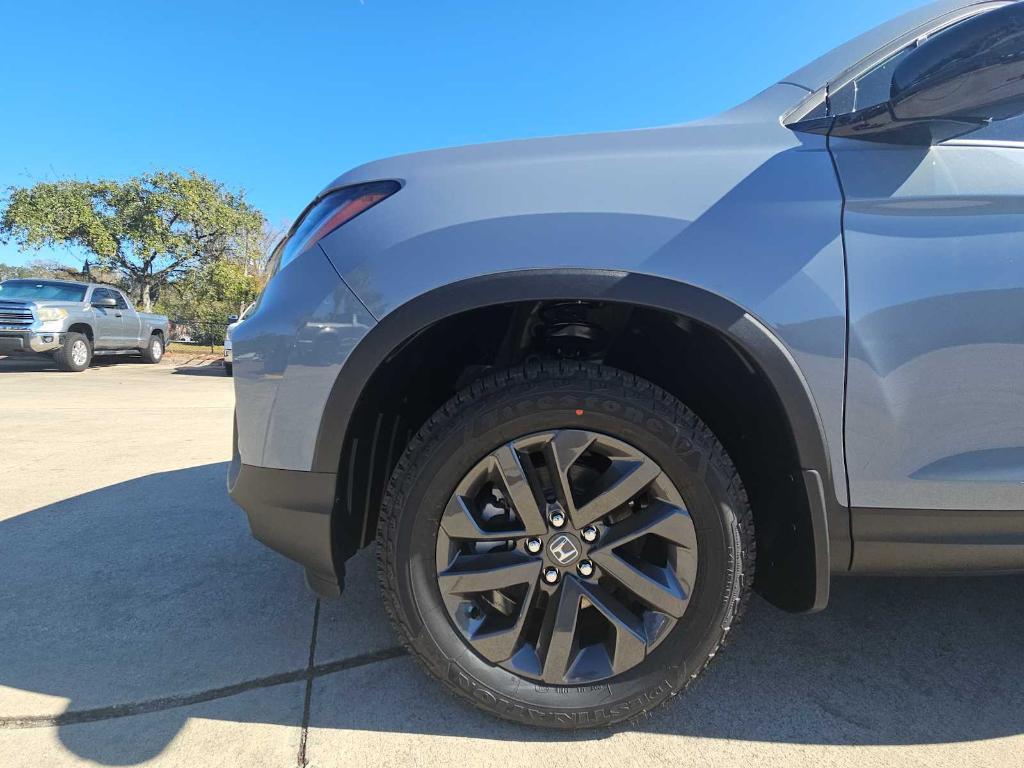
[0,281,87,302]
[91,287,117,303]
[113,291,130,310]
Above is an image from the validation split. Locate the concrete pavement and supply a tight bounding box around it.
[1,355,1022,767]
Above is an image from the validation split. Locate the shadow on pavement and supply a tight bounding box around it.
[0,355,59,372]
[2,464,1023,765]
[170,363,228,377]
[0,355,223,375]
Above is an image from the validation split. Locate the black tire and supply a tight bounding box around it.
[55,332,92,372]
[224,362,233,376]
[377,361,755,728]
[141,334,164,364]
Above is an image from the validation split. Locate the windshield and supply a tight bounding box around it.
[0,280,87,302]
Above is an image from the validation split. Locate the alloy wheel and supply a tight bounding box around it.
[435,429,698,684]
[71,340,88,367]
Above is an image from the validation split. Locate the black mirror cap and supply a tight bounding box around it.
[891,3,1024,124]
[92,297,117,309]
[227,315,239,324]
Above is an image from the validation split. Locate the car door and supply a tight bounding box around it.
[89,288,126,350]
[828,38,1024,570]
[114,290,141,348]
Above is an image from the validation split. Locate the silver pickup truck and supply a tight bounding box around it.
[0,279,169,372]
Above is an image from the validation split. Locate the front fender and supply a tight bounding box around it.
[312,269,845,609]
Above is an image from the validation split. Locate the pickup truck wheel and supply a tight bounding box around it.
[376,361,755,728]
[141,334,163,364]
[55,332,92,372]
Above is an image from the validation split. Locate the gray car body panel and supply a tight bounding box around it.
[232,243,376,471]
[835,136,1024,513]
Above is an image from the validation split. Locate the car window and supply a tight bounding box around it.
[113,291,129,310]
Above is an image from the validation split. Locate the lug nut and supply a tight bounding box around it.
[581,525,599,543]
[548,509,566,528]
[577,560,594,578]
[543,567,560,584]
[525,538,542,554]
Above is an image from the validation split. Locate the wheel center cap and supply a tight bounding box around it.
[547,532,582,567]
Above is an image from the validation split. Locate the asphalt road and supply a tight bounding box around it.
[1,355,1022,767]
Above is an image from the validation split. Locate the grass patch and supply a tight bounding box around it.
[168,342,224,355]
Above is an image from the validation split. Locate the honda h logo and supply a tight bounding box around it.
[547,534,581,566]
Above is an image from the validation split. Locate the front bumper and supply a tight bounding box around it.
[227,448,344,597]
[0,330,63,354]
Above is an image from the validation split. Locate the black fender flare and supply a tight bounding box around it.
[313,269,845,610]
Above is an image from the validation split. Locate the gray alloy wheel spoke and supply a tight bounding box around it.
[466,579,540,663]
[576,579,648,673]
[539,576,585,683]
[491,444,548,535]
[440,495,521,541]
[589,551,691,618]
[438,551,541,595]
[589,499,698,551]
[542,430,595,519]
[574,456,663,528]
[588,498,696,617]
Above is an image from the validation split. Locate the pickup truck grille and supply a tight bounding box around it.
[0,301,34,328]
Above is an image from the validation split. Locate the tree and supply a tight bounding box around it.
[0,171,266,311]
[155,258,263,343]
[0,258,95,282]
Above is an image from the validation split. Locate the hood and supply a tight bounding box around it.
[4,299,87,310]
[321,84,801,196]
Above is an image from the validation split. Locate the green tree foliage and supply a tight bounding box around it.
[0,261,52,281]
[0,171,266,311]
[156,258,262,343]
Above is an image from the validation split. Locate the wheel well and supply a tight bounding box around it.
[67,323,93,343]
[336,300,819,612]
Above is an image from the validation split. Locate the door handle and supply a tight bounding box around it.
[115,313,123,317]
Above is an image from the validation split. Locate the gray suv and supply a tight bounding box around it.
[230,1,1024,727]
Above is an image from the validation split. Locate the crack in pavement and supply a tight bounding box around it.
[0,644,408,730]
[297,599,321,768]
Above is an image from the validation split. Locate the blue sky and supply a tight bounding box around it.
[1,0,922,266]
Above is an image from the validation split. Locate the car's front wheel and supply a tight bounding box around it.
[377,361,754,727]
[55,332,92,372]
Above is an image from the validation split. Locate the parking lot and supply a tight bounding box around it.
[1,356,1023,767]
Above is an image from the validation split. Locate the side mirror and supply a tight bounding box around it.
[790,4,1024,144]
[227,315,239,324]
[890,3,1024,140]
[92,297,117,309]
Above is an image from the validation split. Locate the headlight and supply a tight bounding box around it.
[273,180,401,275]
[36,307,68,322]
